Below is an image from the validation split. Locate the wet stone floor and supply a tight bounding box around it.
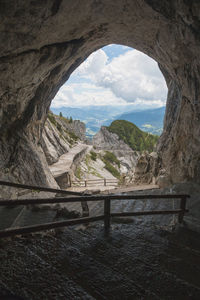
[0,222,200,300]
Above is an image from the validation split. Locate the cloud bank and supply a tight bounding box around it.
[52,46,167,110]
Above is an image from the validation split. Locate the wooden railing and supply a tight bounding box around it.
[0,181,189,238]
[71,178,118,187]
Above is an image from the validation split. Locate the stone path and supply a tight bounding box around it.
[50,143,92,178]
[67,184,159,193]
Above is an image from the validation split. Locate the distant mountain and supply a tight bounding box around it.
[107,120,159,152]
[51,106,130,137]
[51,106,166,137]
[116,107,165,135]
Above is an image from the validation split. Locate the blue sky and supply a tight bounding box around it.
[51,44,167,111]
[102,44,131,61]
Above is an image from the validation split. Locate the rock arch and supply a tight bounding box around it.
[0,0,200,186]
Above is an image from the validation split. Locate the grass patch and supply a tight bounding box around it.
[75,167,83,180]
[48,113,57,127]
[103,151,120,168]
[68,131,79,141]
[48,113,62,133]
[90,150,97,161]
[107,120,159,152]
[102,159,120,179]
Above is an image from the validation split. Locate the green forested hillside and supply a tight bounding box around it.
[107,120,159,152]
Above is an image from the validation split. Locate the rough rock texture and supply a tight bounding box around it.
[93,126,132,151]
[134,152,161,184]
[50,143,91,187]
[0,0,200,190]
[112,150,140,174]
[64,119,86,141]
[42,118,71,165]
[93,126,139,175]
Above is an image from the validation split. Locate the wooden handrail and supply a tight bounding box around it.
[0,180,88,196]
[72,179,118,182]
[71,178,118,187]
[0,181,190,238]
[0,194,190,206]
[0,215,105,238]
[111,209,189,218]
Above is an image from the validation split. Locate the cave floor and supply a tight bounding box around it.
[0,222,200,300]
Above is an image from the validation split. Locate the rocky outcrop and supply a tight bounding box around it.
[50,144,91,188]
[1,0,200,191]
[93,126,140,174]
[41,112,86,165]
[134,152,161,185]
[93,126,132,151]
[41,118,70,165]
[64,120,86,141]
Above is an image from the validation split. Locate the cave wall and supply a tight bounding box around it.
[0,0,200,186]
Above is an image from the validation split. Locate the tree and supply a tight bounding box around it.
[59,112,63,117]
[69,116,73,123]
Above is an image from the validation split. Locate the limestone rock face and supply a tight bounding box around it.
[41,118,70,165]
[93,126,140,175]
[0,0,200,188]
[93,126,132,151]
[133,152,163,185]
[63,120,86,141]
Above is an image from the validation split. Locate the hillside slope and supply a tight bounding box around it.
[107,120,159,152]
[116,107,165,135]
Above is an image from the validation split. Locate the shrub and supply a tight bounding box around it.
[107,120,159,152]
[68,131,78,141]
[90,151,97,161]
[47,113,57,127]
[103,159,120,179]
[103,151,120,168]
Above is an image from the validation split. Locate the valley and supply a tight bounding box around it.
[43,111,159,192]
[51,105,165,137]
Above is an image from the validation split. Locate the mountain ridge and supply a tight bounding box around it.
[51,106,165,136]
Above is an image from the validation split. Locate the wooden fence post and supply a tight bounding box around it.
[178,196,187,223]
[68,174,72,187]
[85,180,87,187]
[104,178,106,186]
[81,200,89,217]
[104,198,111,233]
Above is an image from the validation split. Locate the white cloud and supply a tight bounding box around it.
[51,47,167,109]
[78,49,167,103]
[52,83,127,108]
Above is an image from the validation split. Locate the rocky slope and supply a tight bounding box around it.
[93,126,132,151]
[106,120,159,152]
[41,113,124,188]
[41,111,86,165]
[93,126,140,176]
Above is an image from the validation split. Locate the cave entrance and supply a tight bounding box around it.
[43,44,167,191]
[1,0,199,190]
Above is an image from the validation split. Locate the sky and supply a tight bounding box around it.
[51,44,168,111]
